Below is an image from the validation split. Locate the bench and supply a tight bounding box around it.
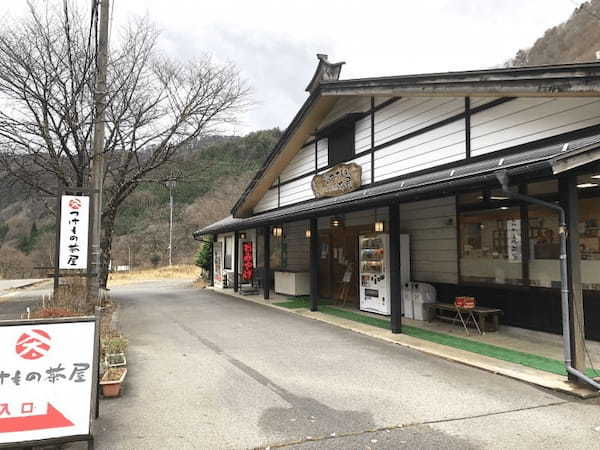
[424,302,503,333]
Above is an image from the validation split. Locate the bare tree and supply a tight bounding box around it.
[0,1,248,287]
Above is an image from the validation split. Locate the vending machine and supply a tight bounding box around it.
[359,233,411,316]
[359,233,391,315]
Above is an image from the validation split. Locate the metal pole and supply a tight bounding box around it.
[169,187,173,266]
[166,179,176,267]
[89,0,110,299]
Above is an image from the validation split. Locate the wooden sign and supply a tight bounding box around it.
[311,163,362,198]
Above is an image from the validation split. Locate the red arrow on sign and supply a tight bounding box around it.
[0,403,73,433]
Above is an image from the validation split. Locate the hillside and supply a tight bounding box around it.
[507,0,600,66]
[0,128,281,277]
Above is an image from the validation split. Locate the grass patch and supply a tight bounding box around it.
[318,306,600,378]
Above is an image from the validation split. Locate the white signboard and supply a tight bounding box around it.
[0,319,97,445]
[507,219,522,263]
[59,195,90,270]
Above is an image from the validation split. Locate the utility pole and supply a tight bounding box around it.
[89,0,110,302]
[166,178,176,266]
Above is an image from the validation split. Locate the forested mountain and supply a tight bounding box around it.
[0,129,281,277]
[507,0,600,67]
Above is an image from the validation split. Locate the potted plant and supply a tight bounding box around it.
[100,367,127,397]
[103,336,128,368]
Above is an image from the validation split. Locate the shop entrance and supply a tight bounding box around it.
[319,225,370,306]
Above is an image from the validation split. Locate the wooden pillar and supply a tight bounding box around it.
[559,175,586,376]
[519,184,530,285]
[388,201,402,333]
[210,235,217,287]
[263,226,270,299]
[233,231,239,292]
[310,218,319,312]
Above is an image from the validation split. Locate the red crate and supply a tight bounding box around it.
[463,297,476,309]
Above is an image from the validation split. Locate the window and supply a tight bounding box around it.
[328,125,355,166]
[528,204,560,288]
[458,177,600,291]
[224,236,233,269]
[459,206,524,285]
[579,196,600,290]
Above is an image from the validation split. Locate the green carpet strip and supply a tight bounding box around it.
[273,298,599,378]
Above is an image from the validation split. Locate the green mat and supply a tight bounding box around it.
[286,303,600,378]
[274,296,333,309]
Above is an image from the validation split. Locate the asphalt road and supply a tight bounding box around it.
[0,280,50,320]
[77,280,599,450]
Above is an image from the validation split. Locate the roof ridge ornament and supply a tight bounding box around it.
[305,54,345,93]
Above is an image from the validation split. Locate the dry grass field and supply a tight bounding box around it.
[108,265,201,286]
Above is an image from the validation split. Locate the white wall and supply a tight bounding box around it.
[470,97,600,157]
[399,197,458,284]
[253,96,600,214]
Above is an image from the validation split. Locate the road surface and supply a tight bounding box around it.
[84,280,600,449]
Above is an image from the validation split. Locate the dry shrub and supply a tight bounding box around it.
[30,307,84,319]
[33,277,95,316]
[0,247,33,279]
[108,264,199,286]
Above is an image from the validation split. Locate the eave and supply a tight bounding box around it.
[321,62,600,98]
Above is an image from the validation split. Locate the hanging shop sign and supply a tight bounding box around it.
[58,195,90,270]
[507,219,522,263]
[311,163,362,198]
[242,242,254,281]
[0,317,98,448]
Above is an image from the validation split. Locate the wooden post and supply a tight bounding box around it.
[210,235,217,287]
[53,187,63,296]
[559,175,586,377]
[519,184,530,285]
[263,226,270,300]
[310,218,319,312]
[388,201,402,333]
[233,231,239,292]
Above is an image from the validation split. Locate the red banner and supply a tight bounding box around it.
[242,242,253,281]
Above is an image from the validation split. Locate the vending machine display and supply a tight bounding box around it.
[359,234,391,315]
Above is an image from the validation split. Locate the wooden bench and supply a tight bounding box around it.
[424,303,503,333]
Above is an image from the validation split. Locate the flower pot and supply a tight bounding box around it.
[100,368,127,398]
[105,352,127,368]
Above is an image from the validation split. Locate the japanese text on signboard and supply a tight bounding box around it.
[242,242,253,281]
[0,321,96,445]
[59,195,90,270]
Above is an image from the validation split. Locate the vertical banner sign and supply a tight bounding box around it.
[214,242,223,282]
[507,219,522,263]
[59,196,90,270]
[242,242,254,281]
[0,319,97,446]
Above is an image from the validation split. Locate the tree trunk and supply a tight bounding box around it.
[99,207,118,289]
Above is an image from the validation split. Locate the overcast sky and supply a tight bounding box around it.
[1,0,582,134]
